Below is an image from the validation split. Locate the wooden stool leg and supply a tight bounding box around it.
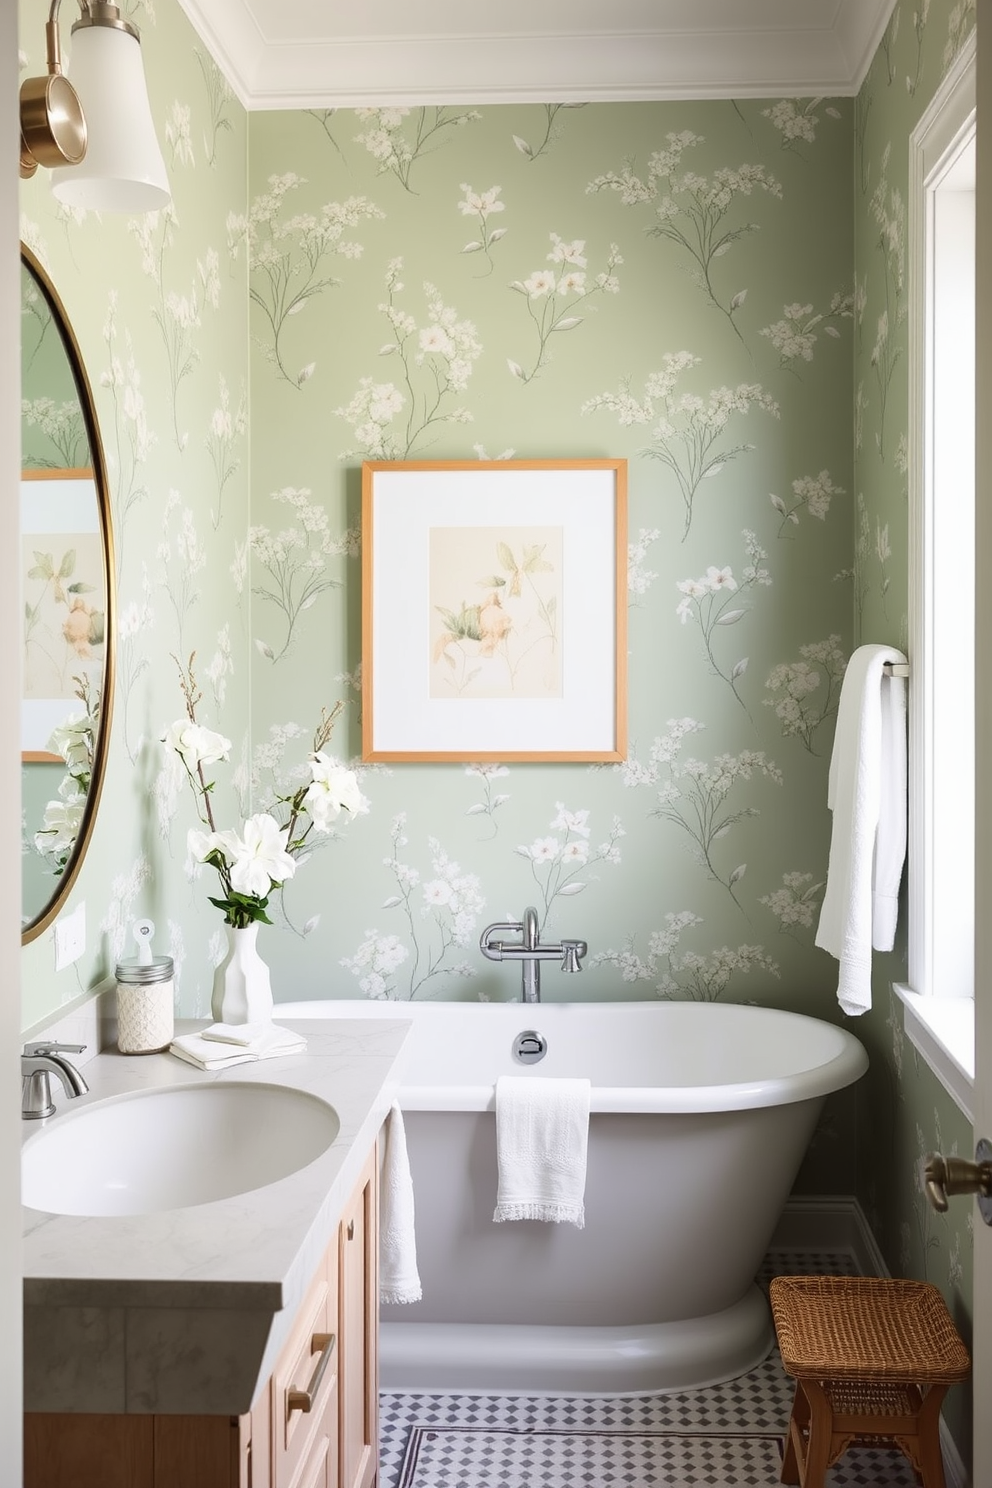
[797,1380,835,1488]
[780,1383,806,1485]
[912,1383,950,1488]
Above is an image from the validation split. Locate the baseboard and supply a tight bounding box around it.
[772,1196,970,1488]
[771,1194,887,1277]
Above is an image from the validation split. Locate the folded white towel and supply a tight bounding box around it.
[815,643,908,1016]
[169,1022,307,1070]
[379,1104,422,1305]
[201,1021,282,1046]
[493,1075,590,1228]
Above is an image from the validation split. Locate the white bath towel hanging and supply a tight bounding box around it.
[379,1103,422,1306]
[493,1075,591,1227]
[815,643,908,1017]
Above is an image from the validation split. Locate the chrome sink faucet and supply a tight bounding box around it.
[21,1042,88,1120]
[480,906,587,1003]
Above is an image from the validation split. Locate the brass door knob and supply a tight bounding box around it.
[923,1140,992,1225]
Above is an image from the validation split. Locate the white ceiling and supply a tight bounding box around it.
[176,0,897,111]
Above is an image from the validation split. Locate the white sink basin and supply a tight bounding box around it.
[21,1082,340,1217]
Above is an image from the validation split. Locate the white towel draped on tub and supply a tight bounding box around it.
[379,1103,422,1305]
[493,1075,591,1228]
[815,643,908,1017]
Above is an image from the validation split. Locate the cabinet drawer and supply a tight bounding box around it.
[294,1385,338,1488]
[272,1259,337,1488]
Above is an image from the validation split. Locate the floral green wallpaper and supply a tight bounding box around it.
[18,0,251,1029]
[244,99,854,1035]
[15,0,977,1466]
[852,0,976,1459]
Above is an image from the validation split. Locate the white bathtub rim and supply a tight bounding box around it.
[278,998,869,1111]
[379,1283,774,1397]
[396,1076,851,1113]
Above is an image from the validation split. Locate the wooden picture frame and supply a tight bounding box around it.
[361,458,627,762]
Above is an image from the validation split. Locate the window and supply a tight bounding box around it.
[896,33,976,1119]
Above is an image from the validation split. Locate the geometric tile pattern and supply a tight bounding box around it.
[379,1251,921,1488]
[394,1425,786,1487]
[381,1405,920,1487]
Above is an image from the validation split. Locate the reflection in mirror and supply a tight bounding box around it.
[20,247,115,943]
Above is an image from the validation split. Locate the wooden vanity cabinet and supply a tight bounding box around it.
[25,1144,380,1488]
[338,1145,378,1488]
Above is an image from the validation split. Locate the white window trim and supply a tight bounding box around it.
[895,983,974,1121]
[901,30,976,1117]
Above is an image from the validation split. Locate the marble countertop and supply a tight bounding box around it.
[22,1016,411,1416]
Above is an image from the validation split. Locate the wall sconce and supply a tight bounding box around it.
[20,0,170,213]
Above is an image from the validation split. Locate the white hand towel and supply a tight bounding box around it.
[201,1022,305,1050]
[169,1023,307,1070]
[493,1075,590,1228]
[815,643,908,1016]
[379,1104,422,1305]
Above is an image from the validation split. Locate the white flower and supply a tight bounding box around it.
[304,753,362,830]
[547,235,587,267]
[188,827,230,864]
[526,836,560,862]
[164,720,231,773]
[551,803,592,838]
[35,794,85,858]
[227,813,297,896]
[523,269,556,298]
[705,565,737,591]
[677,577,708,600]
[423,879,454,906]
[47,713,94,778]
[419,325,454,358]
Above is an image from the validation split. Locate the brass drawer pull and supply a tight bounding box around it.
[287,1332,336,1415]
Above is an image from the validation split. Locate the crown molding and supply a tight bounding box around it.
[837,0,899,92]
[176,0,896,110]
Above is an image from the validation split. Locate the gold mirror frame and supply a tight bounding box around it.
[21,243,116,944]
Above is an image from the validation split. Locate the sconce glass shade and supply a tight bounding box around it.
[50,21,170,212]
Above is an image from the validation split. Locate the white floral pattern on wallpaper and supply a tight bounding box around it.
[674,530,771,710]
[336,259,484,457]
[507,234,623,383]
[588,132,782,346]
[593,910,779,1001]
[230,174,384,388]
[250,487,354,661]
[583,356,780,539]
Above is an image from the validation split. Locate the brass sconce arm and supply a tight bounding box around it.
[19,0,88,179]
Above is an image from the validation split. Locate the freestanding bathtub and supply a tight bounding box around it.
[277,998,868,1395]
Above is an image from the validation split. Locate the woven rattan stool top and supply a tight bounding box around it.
[769,1275,970,1385]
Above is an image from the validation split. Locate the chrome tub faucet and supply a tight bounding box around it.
[480,906,588,1003]
[21,1042,88,1120]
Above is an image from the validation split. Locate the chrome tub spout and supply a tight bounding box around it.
[479,907,588,1003]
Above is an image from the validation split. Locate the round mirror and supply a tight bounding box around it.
[20,245,115,943]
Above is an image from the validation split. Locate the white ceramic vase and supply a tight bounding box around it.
[212,922,273,1025]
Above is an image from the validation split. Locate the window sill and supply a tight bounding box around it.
[893,983,975,1121]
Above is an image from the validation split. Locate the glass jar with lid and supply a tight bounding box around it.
[115,954,174,1054]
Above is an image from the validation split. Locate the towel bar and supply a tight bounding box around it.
[882,662,910,678]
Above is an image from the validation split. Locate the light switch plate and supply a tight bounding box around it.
[54,902,86,971]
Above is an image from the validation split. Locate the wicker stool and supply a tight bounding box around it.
[769,1275,970,1488]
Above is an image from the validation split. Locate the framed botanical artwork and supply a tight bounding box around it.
[361,459,627,762]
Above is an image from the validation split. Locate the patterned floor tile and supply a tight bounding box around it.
[394,1426,785,1488]
[378,1252,923,1488]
